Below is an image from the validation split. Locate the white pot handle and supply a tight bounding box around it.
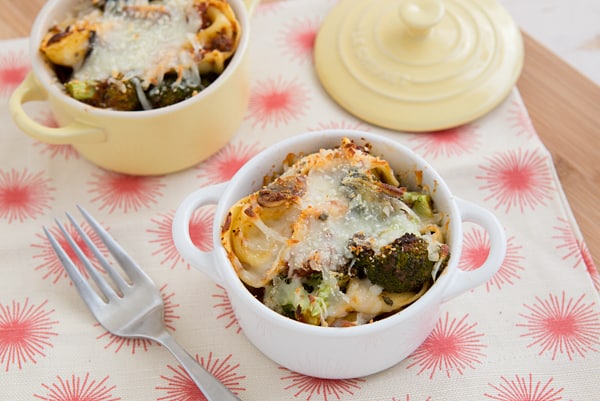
[172,182,229,285]
[441,198,507,302]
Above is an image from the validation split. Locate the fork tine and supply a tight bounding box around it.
[76,205,151,284]
[65,211,130,294]
[54,217,120,302]
[43,226,106,310]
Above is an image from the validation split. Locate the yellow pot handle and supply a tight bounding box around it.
[9,72,106,145]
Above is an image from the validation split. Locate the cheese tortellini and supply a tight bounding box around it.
[40,0,241,110]
[221,138,450,327]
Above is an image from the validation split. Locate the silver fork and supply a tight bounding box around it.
[44,205,243,401]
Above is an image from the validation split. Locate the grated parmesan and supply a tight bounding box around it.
[74,0,204,88]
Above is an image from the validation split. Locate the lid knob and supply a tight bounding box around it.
[399,0,445,38]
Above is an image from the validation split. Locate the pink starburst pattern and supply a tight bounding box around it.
[390,397,432,401]
[254,0,283,15]
[278,368,365,401]
[87,172,165,213]
[148,208,214,270]
[459,228,525,292]
[277,16,320,63]
[0,298,58,372]
[35,142,80,160]
[552,217,600,291]
[484,374,564,401]
[516,292,600,360]
[506,100,536,138]
[156,352,246,400]
[195,141,261,185]
[31,221,110,284]
[0,50,29,97]
[245,76,311,129]
[307,119,371,132]
[96,284,180,353]
[0,168,55,223]
[409,125,481,159]
[476,148,554,213]
[406,312,486,379]
[32,111,80,160]
[212,285,241,333]
[34,373,120,401]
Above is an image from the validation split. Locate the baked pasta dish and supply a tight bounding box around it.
[39,0,241,110]
[221,138,450,327]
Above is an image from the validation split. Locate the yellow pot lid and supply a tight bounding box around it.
[314,0,524,132]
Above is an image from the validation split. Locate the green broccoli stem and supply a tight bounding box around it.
[65,79,141,111]
[401,191,434,218]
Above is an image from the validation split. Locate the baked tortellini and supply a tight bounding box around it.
[39,0,241,110]
[221,138,450,327]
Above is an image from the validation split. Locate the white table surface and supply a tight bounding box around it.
[500,0,600,86]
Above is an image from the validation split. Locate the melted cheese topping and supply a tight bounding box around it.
[76,0,203,87]
[284,158,421,276]
[42,0,240,90]
[221,138,448,326]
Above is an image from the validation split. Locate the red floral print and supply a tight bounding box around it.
[484,374,564,401]
[517,292,600,360]
[409,125,481,159]
[96,284,180,353]
[459,228,525,292]
[32,221,110,284]
[0,50,29,97]
[477,149,554,213]
[507,100,536,138]
[148,208,213,270]
[246,76,311,128]
[0,299,58,372]
[87,172,165,213]
[156,353,246,400]
[278,16,320,63]
[34,373,120,401]
[0,168,55,223]
[306,119,370,132]
[278,367,364,401]
[255,0,282,16]
[552,216,600,290]
[407,313,486,379]
[34,142,80,160]
[390,397,432,401]
[212,285,241,333]
[195,141,261,185]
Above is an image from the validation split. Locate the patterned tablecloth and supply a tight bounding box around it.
[2,1,600,400]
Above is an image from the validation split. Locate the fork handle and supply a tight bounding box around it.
[156,331,244,401]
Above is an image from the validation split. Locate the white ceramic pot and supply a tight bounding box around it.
[172,130,507,379]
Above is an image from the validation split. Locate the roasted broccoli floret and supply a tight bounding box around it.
[264,271,335,326]
[351,233,446,293]
[65,79,141,110]
[63,73,216,111]
[401,191,434,218]
[146,74,210,109]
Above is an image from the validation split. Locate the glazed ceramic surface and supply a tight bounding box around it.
[314,0,524,132]
[172,130,507,379]
[9,0,257,175]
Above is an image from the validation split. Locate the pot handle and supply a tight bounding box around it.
[244,0,261,15]
[9,72,106,144]
[172,182,229,285]
[441,198,507,302]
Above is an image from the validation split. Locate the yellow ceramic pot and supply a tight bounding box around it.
[9,0,258,175]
